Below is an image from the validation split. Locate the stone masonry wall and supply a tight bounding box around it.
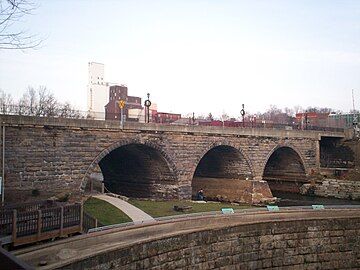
[301,179,360,200]
[192,177,274,204]
[2,117,319,202]
[59,217,360,270]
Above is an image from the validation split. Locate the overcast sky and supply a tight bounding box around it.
[0,0,359,117]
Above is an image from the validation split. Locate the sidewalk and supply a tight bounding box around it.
[93,194,155,223]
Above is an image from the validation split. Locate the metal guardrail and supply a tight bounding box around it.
[87,204,360,234]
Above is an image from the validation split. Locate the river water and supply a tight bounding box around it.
[272,191,360,207]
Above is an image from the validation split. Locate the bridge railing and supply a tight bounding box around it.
[0,105,345,132]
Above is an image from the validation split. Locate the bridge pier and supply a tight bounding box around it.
[192,177,274,204]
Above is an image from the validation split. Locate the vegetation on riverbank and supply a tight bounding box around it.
[129,199,254,218]
[84,197,132,225]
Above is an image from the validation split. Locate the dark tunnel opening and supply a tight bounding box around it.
[192,145,253,201]
[99,144,176,199]
[263,147,306,193]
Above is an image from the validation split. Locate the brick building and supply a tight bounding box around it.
[105,84,181,123]
[105,85,143,121]
[295,112,330,129]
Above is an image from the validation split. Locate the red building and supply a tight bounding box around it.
[105,85,143,121]
[295,112,330,129]
[153,112,181,123]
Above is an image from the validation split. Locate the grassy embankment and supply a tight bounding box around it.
[84,197,132,225]
[84,196,254,225]
[129,199,254,218]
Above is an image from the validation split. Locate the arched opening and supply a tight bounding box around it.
[192,145,254,202]
[98,143,177,199]
[263,146,306,194]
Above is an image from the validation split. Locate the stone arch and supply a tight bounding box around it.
[262,144,307,193]
[80,138,178,199]
[261,144,308,177]
[190,140,255,180]
[191,141,255,202]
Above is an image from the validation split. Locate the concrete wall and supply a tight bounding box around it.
[0,115,328,202]
[57,216,360,270]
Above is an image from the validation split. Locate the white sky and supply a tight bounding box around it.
[0,0,359,117]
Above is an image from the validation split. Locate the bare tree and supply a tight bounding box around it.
[0,0,42,50]
[1,87,82,118]
[206,112,214,121]
[293,105,303,114]
[0,89,13,113]
[59,102,81,118]
[37,86,58,116]
[284,107,294,117]
[221,111,230,122]
[306,107,333,113]
[18,86,36,114]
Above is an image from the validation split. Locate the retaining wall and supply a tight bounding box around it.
[58,216,360,270]
[301,179,360,200]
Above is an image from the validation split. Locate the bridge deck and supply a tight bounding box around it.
[1,114,346,139]
[13,207,360,269]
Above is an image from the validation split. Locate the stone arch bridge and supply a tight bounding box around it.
[1,115,346,203]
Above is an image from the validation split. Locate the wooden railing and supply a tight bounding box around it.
[0,203,83,247]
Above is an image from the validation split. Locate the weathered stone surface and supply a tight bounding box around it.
[301,179,360,200]
[0,115,334,202]
[54,217,360,270]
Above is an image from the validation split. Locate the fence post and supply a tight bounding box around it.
[37,210,42,239]
[79,203,84,233]
[60,206,64,237]
[12,210,17,243]
[95,218,98,228]
[101,182,104,194]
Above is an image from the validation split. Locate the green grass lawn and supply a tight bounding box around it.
[129,199,254,218]
[84,197,132,225]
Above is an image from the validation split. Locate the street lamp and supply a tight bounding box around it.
[240,104,246,127]
[144,93,152,123]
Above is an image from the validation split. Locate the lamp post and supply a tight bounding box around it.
[144,93,152,123]
[240,104,246,127]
